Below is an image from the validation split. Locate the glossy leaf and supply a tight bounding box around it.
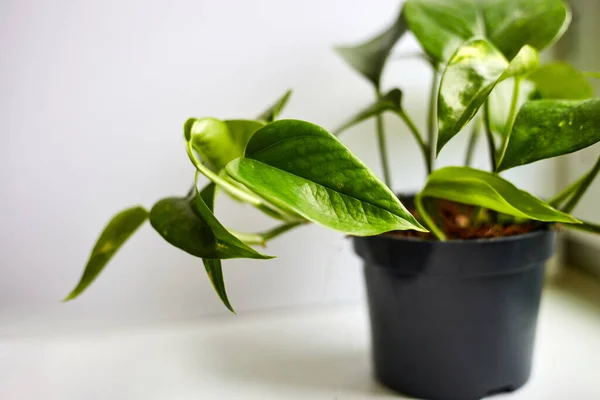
[184,117,264,171]
[65,206,148,300]
[528,62,593,100]
[420,166,579,223]
[149,191,273,260]
[226,120,426,236]
[488,78,538,137]
[334,7,407,88]
[437,39,538,153]
[404,0,570,62]
[257,90,292,123]
[334,89,402,135]
[199,183,234,313]
[496,99,600,171]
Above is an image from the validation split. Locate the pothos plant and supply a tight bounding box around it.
[66,0,600,312]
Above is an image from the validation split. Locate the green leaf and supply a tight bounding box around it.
[488,78,538,137]
[184,117,264,171]
[404,0,570,63]
[226,120,426,236]
[496,99,600,171]
[334,89,402,135]
[199,183,235,313]
[437,39,539,153]
[149,191,273,260]
[528,62,594,100]
[420,166,579,223]
[257,90,292,123]
[334,7,407,88]
[64,206,148,301]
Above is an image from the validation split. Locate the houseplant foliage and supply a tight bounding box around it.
[66,0,600,316]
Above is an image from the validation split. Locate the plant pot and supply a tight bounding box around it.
[353,210,556,400]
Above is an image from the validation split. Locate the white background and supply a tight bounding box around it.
[0,0,560,330]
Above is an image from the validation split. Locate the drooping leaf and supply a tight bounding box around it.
[420,166,579,223]
[184,117,264,171]
[226,120,426,236]
[404,0,570,63]
[334,7,407,88]
[528,62,594,100]
[334,89,402,135]
[496,99,600,171]
[437,39,539,153]
[64,206,148,300]
[257,89,292,123]
[199,182,234,313]
[149,192,273,260]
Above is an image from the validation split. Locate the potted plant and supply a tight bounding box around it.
[65,0,600,398]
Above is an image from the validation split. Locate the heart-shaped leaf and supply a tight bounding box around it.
[257,90,292,123]
[65,206,148,300]
[149,189,273,260]
[184,117,264,172]
[496,99,600,171]
[334,89,402,135]
[528,62,593,100]
[199,183,235,313]
[437,39,539,153]
[404,0,570,63]
[335,7,407,88]
[226,120,426,236]
[420,166,579,223]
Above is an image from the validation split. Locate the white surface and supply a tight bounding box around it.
[2,272,599,400]
[1,0,558,325]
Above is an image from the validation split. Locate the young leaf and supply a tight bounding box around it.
[257,89,292,123]
[333,89,402,135]
[420,166,579,223]
[437,39,538,153]
[488,78,538,137]
[496,99,600,171]
[404,0,570,63]
[226,120,426,236]
[149,192,273,260]
[199,183,235,313]
[184,117,264,171]
[64,206,148,301]
[528,62,593,100]
[334,7,407,88]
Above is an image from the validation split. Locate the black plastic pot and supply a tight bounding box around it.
[353,221,556,400]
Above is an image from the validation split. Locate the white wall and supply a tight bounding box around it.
[0,0,558,331]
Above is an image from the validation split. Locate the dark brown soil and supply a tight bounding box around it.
[389,199,545,240]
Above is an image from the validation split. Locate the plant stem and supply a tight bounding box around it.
[427,66,438,174]
[496,78,521,170]
[464,118,481,166]
[230,221,305,246]
[549,172,591,208]
[415,194,446,240]
[375,110,392,188]
[562,154,600,214]
[483,100,497,172]
[397,109,431,174]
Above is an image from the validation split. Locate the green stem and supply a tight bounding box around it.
[464,118,482,167]
[549,172,591,208]
[427,67,438,174]
[375,112,392,188]
[562,154,600,214]
[496,78,521,170]
[415,194,446,240]
[396,109,431,174]
[230,221,305,246]
[483,100,497,172]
